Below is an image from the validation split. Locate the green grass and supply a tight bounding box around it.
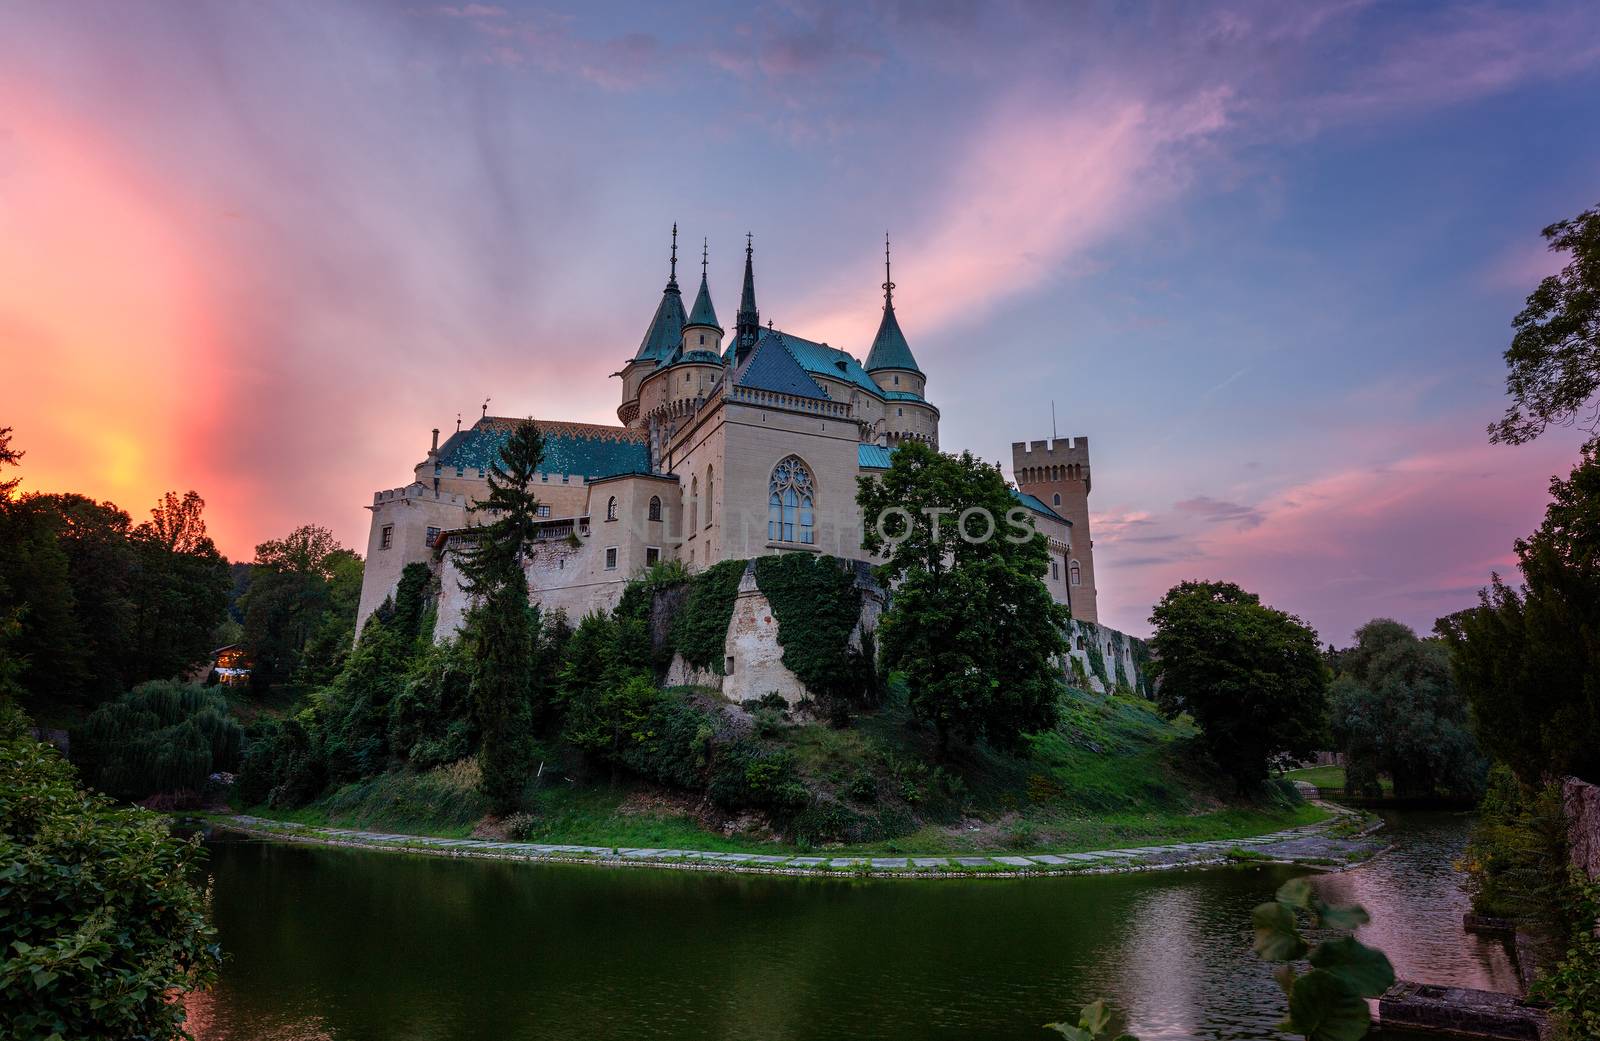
[1284,764,1394,794]
[235,685,1329,857]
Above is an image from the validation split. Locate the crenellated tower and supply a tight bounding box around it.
[1012,437,1097,623]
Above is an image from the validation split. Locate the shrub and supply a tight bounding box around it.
[616,696,716,790]
[792,801,856,845]
[709,741,806,814]
[1,731,220,1040]
[70,680,241,801]
[387,638,477,771]
[235,713,324,809]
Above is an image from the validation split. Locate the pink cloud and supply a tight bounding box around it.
[1094,436,1584,643]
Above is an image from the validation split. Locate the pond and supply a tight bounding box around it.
[184,811,1517,1041]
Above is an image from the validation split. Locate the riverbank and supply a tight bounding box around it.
[206,801,1383,879]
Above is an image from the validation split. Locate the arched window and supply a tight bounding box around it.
[1069,561,1081,586]
[768,455,815,545]
[689,476,699,534]
[705,466,714,528]
[648,495,662,522]
[1051,559,1059,581]
[1052,493,1062,506]
[606,496,618,522]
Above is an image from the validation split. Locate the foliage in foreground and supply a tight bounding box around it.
[1326,618,1484,800]
[1053,881,1391,1041]
[0,706,220,1040]
[1147,580,1328,790]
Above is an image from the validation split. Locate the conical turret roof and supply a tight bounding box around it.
[864,237,921,374]
[685,239,721,330]
[632,226,686,364]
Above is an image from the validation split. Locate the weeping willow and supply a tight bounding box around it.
[72,680,242,800]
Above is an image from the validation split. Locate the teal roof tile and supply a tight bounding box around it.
[883,390,924,401]
[857,443,894,469]
[733,332,829,400]
[754,328,883,397]
[438,419,650,479]
[865,300,921,374]
[686,272,721,331]
[1011,488,1070,524]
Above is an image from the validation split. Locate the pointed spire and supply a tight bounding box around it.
[865,232,922,375]
[686,237,721,331]
[668,222,679,289]
[632,224,686,363]
[735,232,760,362]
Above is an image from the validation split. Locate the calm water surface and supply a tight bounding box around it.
[186,811,1516,1041]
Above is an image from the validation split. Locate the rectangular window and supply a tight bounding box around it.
[646,547,661,566]
[536,504,551,517]
[380,525,393,550]
[605,547,618,570]
[425,526,440,545]
[1051,560,1059,580]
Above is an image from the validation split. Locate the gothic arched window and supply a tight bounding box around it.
[1053,493,1062,506]
[1069,560,1081,586]
[705,466,714,528]
[689,476,699,533]
[768,455,815,545]
[606,496,618,522]
[648,496,662,522]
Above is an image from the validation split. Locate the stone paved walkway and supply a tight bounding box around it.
[221,805,1383,878]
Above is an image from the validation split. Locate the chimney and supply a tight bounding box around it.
[430,428,440,453]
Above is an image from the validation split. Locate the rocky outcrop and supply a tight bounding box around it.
[1564,775,1600,884]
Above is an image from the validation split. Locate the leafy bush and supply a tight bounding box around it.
[387,638,477,770]
[709,741,807,813]
[70,680,241,800]
[235,713,324,809]
[1,730,220,1040]
[1531,881,1600,1041]
[791,801,855,845]
[615,696,716,790]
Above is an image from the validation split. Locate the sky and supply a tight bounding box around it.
[2,0,1598,642]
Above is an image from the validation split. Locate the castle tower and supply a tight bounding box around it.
[681,238,723,356]
[617,225,686,426]
[1012,437,1098,623]
[866,236,936,446]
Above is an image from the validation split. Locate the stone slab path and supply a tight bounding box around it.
[220,805,1384,879]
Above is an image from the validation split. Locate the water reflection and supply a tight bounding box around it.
[1312,811,1518,993]
[190,813,1499,1041]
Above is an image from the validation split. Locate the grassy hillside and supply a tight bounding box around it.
[247,683,1325,855]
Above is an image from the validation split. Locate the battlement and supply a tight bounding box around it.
[1012,437,1090,466]
[371,483,470,508]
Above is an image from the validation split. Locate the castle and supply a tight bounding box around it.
[354,230,1101,637]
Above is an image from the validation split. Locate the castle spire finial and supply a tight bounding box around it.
[702,237,708,279]
[668,223,679,287]
[883,231,895,307]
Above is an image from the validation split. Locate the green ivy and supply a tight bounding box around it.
[669,559,746,673]
[754,554,871,705]
[1084,634,1109,689]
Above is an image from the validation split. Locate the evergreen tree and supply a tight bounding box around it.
[455,420,546,812]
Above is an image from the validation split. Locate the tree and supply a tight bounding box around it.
[125,491,231,684]
[455,420,546,812]
[857,440,1067,751]
[135,490,210,554]
[1439,449,1600,785]
[0,426,23,501]
[1,717,220,1040]
[1327,619,1484,799]
[240,525,355,687]
[1146,581,1328,791]
[1490,204,1600,446]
